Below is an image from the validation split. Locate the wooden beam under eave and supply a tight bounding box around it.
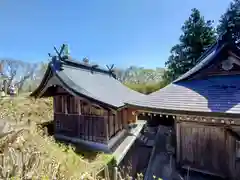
[176,115,240,126]
[135,109,175,118]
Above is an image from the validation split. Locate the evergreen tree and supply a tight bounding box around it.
[163,8,216,83]
[217,0,240,38]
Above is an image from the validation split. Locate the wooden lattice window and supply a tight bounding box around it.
[236,140,240,159]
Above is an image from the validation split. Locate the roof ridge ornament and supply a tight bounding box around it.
[90,64,99,74]
[106,64,114,70]
[106,64,115,77]
[49,44,68,72]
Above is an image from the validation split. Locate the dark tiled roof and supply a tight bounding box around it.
[57,63,145,107]
[126,75,240,114]
[174,30,235,83]
[31,57,145,108]
[174,42,225,83]
[126,31,240,114]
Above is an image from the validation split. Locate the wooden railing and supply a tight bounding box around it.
[54,113,122,143]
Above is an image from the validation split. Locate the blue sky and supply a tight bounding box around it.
[0,0,231,68]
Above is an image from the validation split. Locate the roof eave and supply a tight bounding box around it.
[54,72,119,110]
[173,42,226,83]
[125,103,240,118]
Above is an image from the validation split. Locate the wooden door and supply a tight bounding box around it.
[178,122,228,177]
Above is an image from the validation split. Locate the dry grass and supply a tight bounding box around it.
[0,95,113,180]
[0,95,53,125]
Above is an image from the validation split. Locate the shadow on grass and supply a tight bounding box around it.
[39,121,100,161]
[39,120,54,136]
[38,120,113,164]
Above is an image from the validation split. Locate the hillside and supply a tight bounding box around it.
[0,96,113,180]
[115,66,165,84]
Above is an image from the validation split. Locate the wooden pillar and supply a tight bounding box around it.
[87,103,91,115]
[105,115,109,141]
[113,112,116,134]
[108,110,111,137]
[64,96,68,114]
[123,108,128,128]
[53,96,56,113]
[175,121,181,166]
[135,111,138,123]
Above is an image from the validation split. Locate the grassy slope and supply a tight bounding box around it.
[124,82,164,94]
[0,96,112,180]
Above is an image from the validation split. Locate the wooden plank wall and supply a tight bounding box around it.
[54,95,103,116]
[55,113,109,143]
[108,112,115,138]
[177,121,240,179]
[53,92,127,142]
[124,108,137,124]
[225,129,240,180]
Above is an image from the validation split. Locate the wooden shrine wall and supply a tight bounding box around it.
[176,117,240,179]
[54,95,108,116]
[123,108,137,124]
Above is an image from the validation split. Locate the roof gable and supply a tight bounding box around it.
[174,30,240,83]
[190,50,240,79]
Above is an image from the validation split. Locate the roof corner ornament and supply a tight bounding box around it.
[53,44,69,60]
[50,56,61,72]
[106,64,116,77]
[49,44,69,72]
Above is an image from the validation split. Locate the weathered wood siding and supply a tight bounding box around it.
[225,130,240,180]
[52,86,131,143]
[107,111,124,138]
[54,95,105,116]
[176,121,240,179]
[190,50,240,80]
[55,113,109,143]
[124,108,137,124]
[52,86,139,144]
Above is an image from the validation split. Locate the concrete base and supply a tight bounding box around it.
[113,120,146,165]
[54,120,147,165]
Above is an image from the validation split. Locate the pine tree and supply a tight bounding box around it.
[163,8,216,82]
[217,0,240,38]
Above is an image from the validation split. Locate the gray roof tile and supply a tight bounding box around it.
[57,64,145,108]
[126,75,240,114]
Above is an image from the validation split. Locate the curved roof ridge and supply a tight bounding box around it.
[61,57,117,78]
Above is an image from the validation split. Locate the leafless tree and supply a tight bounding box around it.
[0,59,37,92]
